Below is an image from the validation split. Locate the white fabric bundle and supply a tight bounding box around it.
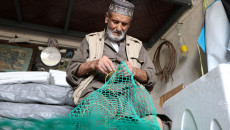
[205,0,230,71]
[49,69,70,87]
[0,72,50,85]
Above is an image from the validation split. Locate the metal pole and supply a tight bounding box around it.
[64,0,75,33]
[14,0,22,23]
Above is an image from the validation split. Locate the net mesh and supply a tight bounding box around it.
[0,61,160,130]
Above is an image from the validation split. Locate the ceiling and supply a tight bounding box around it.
[0,0,192,48]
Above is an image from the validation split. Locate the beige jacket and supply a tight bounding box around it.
[72,31,144,104]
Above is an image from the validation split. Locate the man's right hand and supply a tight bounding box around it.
[76,56,115,77]
[93,56,115,74]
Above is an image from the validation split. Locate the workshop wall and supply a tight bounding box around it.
[148,0,214,104]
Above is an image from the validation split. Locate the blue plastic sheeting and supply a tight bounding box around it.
[197,24,206,53]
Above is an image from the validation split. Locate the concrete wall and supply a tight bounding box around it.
[148,0,214,104]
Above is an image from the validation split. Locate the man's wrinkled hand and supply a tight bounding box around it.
[124,61,136,76]
[94,56,115,74]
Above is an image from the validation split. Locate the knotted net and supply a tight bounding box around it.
[68,61,160,129]
[0,62,160,130]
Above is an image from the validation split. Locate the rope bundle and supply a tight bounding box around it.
[153,40,177,82]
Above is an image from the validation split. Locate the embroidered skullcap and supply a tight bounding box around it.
[108,0,135,17]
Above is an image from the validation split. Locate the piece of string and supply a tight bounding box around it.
[105,68,118,83]
[203,0,209,10]
[197,44,204,76]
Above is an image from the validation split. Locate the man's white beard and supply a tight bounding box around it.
[106,23,128,42]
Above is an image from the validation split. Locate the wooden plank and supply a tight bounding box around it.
[159,83,185,107]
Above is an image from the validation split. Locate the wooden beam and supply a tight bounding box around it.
[163,0,192,7]
[0,18,87,38]
[146,6,188,48]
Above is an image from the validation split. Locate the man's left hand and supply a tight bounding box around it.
[124,61,136,76]
[124,61,148,83]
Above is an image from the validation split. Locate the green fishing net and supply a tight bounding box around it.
[0,61,160,130]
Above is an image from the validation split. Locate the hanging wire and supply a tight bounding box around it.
[153,40,177,82]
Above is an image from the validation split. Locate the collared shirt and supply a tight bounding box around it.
[66,35,157,103]
[111,42,119,53]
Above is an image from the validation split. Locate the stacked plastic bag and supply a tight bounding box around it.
[0,72,50,85]
[0,70,71,87]
[0,70,75,120]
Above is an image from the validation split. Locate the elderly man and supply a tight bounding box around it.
[66,0,171,129]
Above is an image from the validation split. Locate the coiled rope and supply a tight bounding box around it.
[153,40,177,82]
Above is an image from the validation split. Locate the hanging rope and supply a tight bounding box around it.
[153,40,177,82]
[197,44,204,76]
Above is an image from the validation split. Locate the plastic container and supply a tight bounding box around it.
[163,64,230,130]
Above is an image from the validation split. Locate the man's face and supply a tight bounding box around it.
[105,12,131,42]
